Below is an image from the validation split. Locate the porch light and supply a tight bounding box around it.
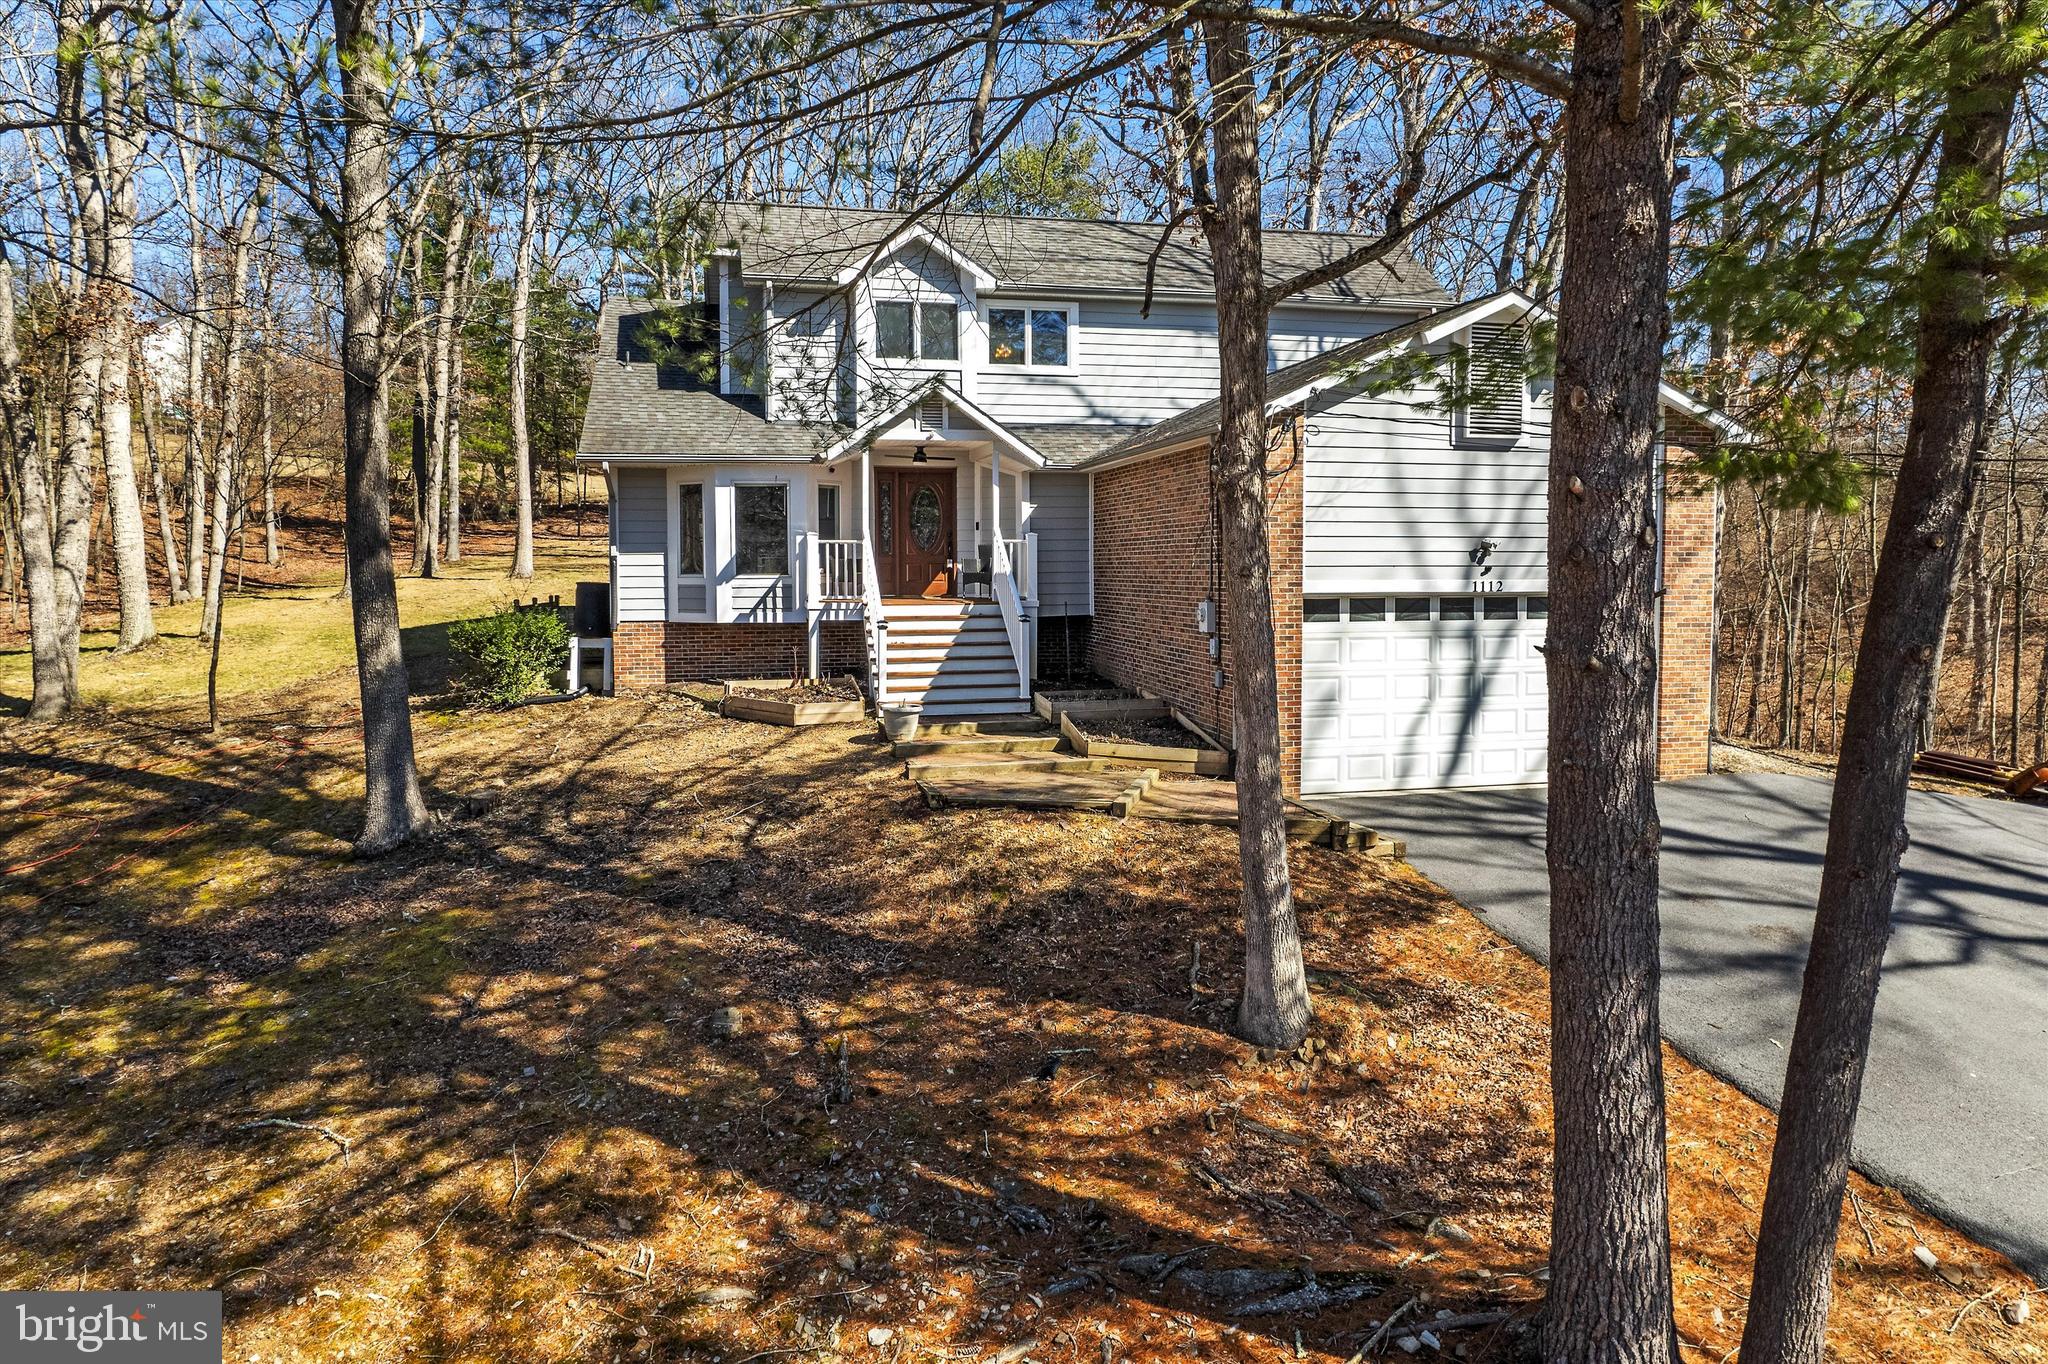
[911,444,929,463]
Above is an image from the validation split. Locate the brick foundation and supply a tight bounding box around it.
[1658,438,1718,779]
[1089,422,1305,793]
[613,621,865,687]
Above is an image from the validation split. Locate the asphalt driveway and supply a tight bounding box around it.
[1315,771,2048,1283]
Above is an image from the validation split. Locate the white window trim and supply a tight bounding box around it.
[731,480,796,582]
[668,472,712,623]
[979,300,1079,374]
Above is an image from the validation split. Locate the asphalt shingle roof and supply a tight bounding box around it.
[577,299,836,459]
[712,202,1452,308]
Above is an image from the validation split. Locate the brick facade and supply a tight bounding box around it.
[1658,440,1719,780]
[613,621,865,687]
[1088,421,1305,792]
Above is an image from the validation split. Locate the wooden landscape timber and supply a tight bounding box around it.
[719,676,867,726]
[1911,749,2048,797]
[1058,708,1232,777]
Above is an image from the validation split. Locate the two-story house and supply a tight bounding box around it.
[575,202,1737,795]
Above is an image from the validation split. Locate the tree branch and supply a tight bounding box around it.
[1263,139,1543,306]
[1179,2,1573,98]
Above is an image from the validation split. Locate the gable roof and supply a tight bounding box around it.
[711,202,1452,309]
[1081,289,1754,469]
[813,375,1047,469]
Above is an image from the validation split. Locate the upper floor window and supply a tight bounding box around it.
[876,301,959,363]
[987,304,1074,368]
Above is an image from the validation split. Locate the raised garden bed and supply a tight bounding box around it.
[1033,687,1165,724]
[1058,707,1230,776]
[720,676,866,726]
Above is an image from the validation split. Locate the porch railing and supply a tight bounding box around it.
[815,537,865,602]
[988,537,1030,699]
[858,537,889,702]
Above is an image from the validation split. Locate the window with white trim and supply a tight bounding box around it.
[678,483,705,575]
[876,301,960,362]
[986,303,1075,368]
[735,485,789,576]
[1455,322,1528,445]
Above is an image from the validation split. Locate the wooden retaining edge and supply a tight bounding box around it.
[1032,692,1167,723]
[1108,768,1162,819]
[903,756,1133,779]
[892,734,1064,760]
[721,676,867,727]
[1058,709,1230,776]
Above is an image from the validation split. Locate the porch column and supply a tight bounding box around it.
[988,449,1002,568]
[859,445,872,590]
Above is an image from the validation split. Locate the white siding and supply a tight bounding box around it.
[614,467,669,621]
[1303,368,1554,593]
[1029,472,1090,617]
[972,299,1410,427]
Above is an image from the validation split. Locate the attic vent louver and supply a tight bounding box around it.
[918,398,946,432]
[1457,322,1528,445]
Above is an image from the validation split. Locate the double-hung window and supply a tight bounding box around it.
[875,301,960,363]
[986,304,1073,368]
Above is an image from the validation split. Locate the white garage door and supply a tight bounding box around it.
[1301,593,1549,794]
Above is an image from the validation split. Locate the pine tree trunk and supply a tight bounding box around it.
[428,208,464,565]
[201,199,258,641]
[1198,17,1311,1051]
[261,344,278,566]
[333,0,428,855]
[1739,31,2020,1361]
[1542,2,1690,1357]
[509,147,539,579]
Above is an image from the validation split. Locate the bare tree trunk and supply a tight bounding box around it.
[332,0,429,854]
[427,207,465,565]
[201,196,259,641]
[508,145,539,579]
[96,34,155,651]
[261,339,278,565]
[1740,36,2019,1362]
[1542,1,1691,1356]
[136,357,183,600]
[174,107,207,604]
[1198,17,1310,1051]
[1,252,73,719]
[445,329,464,561]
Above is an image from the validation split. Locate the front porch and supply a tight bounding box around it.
[797,396,1045,715]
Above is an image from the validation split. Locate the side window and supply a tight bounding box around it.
[817,485,841,541]
[735,485,789,576]
[678,483,704,575]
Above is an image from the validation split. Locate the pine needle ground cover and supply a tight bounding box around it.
[2,665,2041,1362]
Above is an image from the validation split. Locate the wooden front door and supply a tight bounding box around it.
[874,468,955,596]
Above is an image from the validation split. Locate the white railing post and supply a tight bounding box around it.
[860,535,888,703]
[801,531,819,610]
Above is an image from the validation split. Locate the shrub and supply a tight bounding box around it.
[448,607,570,707]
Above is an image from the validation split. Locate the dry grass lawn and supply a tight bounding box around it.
[2,613,2043,1361]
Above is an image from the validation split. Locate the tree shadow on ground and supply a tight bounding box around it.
[0,691,1553,1362]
